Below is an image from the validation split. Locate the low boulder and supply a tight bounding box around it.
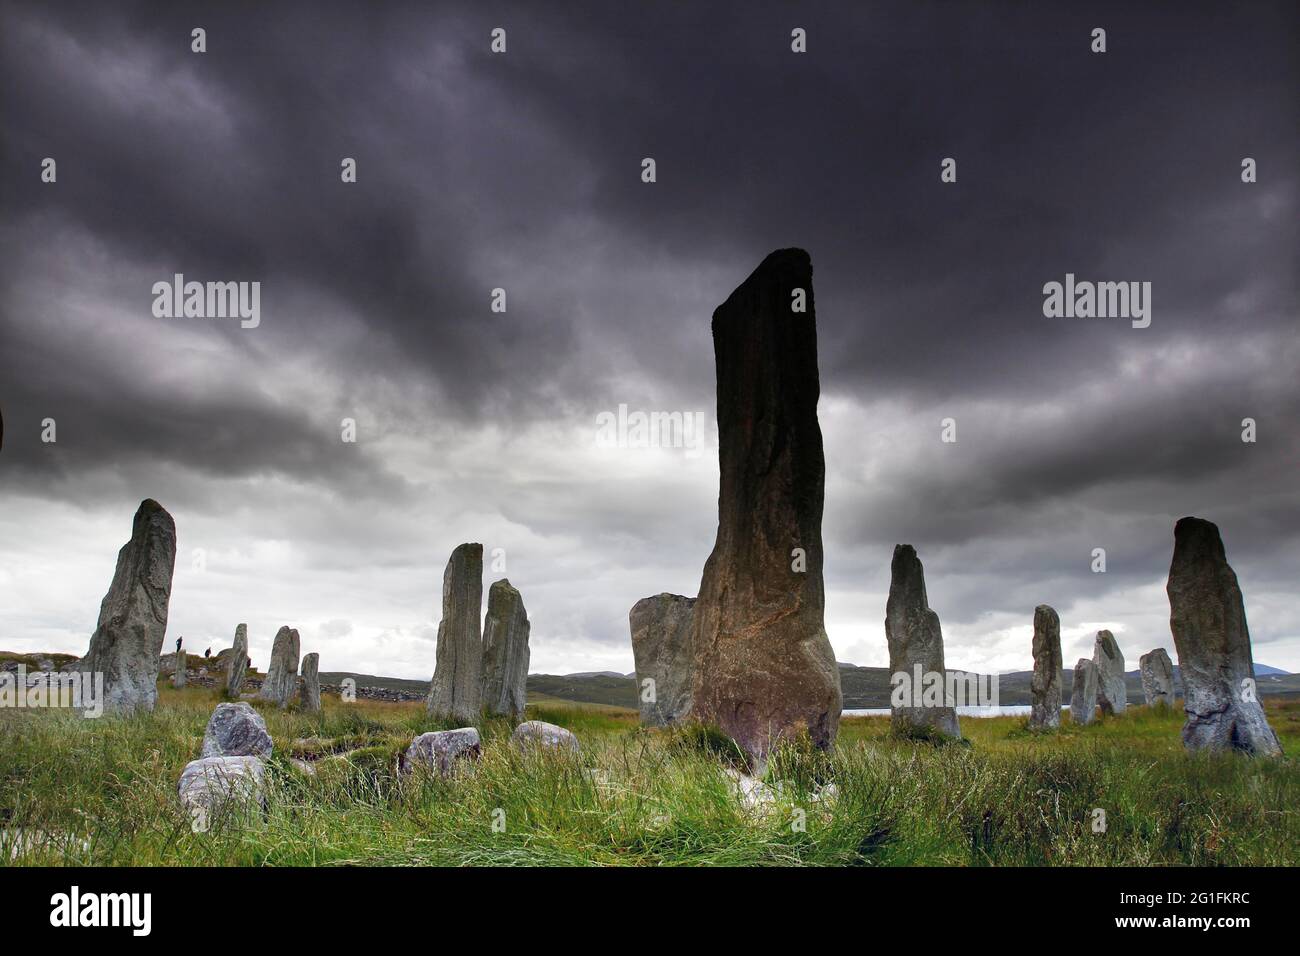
[511,720,579,753]
[177,756,266,824]
[202,702,273,759]
[403,728,481,777]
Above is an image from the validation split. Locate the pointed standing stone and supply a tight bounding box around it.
[227,624,249,697]
[427,543,484,723]
[630,593,697,726]
[1029,605,1063,729]
[687,249,842,764]
[1070,659,1098,725]
[298,652,321,713]
[1139,648,1175,707]
[885,545,961,739]
[78,498,177,714]
[257,626,300,708]
[480,579,530,721]
[1166,516,1281,755]
[1092,630,1127,715]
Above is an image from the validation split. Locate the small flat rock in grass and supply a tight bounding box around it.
[202,702,273,758]
[404,728,481,777]
[510,720,579,752]
[177,756,266,819]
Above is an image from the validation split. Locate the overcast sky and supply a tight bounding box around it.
[2,0,1296,680]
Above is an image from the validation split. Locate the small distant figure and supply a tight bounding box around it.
[246,656,252,669]
[204,647,212,659]
[175,637,183,653]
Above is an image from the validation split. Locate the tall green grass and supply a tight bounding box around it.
[1,686,1296,866]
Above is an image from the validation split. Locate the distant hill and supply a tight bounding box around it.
[322,662,1299,709]
[1254,664,1290,676]
[10,650,1291,710]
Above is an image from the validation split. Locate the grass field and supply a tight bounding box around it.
[2,685,1297,866]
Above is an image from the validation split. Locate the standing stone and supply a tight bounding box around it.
[172,644,187,689]
[1139,648,1176,707]
[630,593,697,726]
[1029,605,1063,729]
[480,579,530,721]
[1070,659,1098,725]
[78,498,178,714]
[1166,516,1282,756]
[227,624,249,697]
[885,545,961,740]
[687,249,842,764]
[257,626,300,708]
[427,543,484,723]
[1092,630,1127,715]
[298,652,321,713]
[202,702,273,758]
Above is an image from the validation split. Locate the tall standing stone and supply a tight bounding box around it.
[1070,659,1098,725]
[1029,604,1063,729]
[1139,648,1175,707]
[885,545,961,740]
[630,593,697,726]
[1166,516,1282,756]
[78,498,177,714]
[427,543,484,723]
[298,652,321,713]
[227,624,249,697]
[687,249,842,764]
[257,626,300,708]
[480,579,530,721]
[172,643,187,689]
[1092,629,1127,715]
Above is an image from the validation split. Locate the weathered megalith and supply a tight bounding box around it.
[1070,658,1098,725]
[78,498,178,714]
[687,249,842,764]
[1093,630,1127,715]
[480,579,530,721]
[226,624,249,697]
[202,702,273,759]
[172,647,187,689]
[427,543,484,723]
[403,728,481,777]
[1166,516,1282,755]
[511,720,579,752]
[885,545,961,740]
[1029,604,1063,729]
[298,652,321,713]
[629,593,697,726]
[1139,647,1175,707]
[257,626,300,708]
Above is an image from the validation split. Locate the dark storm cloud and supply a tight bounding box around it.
[1,0,1296,669]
